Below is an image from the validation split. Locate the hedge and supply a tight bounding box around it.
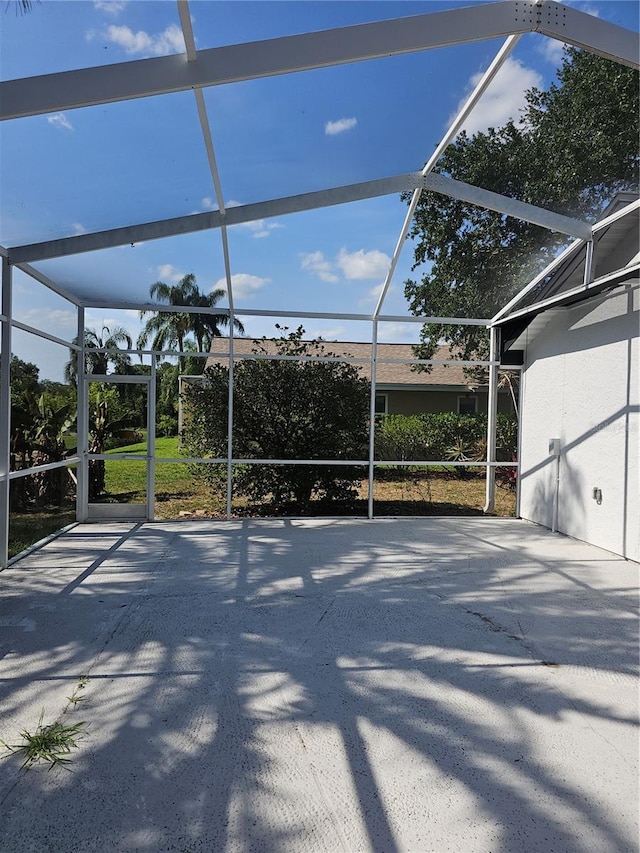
[374,412,517,463]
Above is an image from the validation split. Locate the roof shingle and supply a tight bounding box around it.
[206,340,481,388]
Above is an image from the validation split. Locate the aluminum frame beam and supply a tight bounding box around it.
[492,199,640,324]
[0,259,11,569]
[491,236,584,323]
[425,174,592,240]
[483,326,499,513]
[10,318,78,350]
[592,198,640,233]
[0,4,530,121]
[79,302,492,325]
[15,263,81,306]
[8,173,424,263]
[374,34,521,317]
[9,174,429,263]
[493,261,640,324]
[178,0,237,320]
[9,172,589,264]
[76,306,88,523]
[2,2,636,122]
[536,1,639,67]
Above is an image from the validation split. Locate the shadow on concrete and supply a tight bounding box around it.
[0,518,637,852]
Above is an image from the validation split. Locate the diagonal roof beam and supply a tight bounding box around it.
[7,173,426,263]
[374,34,521,317]
[177,0,236,315]
[425,174,592,240]
[494,262,640,325]
[491,197,640,323]
[4,1,636,122]
[8,171,590,264]
[537,1,639,67]
[15,262,82,306]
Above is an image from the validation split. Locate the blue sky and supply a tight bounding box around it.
[1,0,638,381]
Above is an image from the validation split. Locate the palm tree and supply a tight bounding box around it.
[6,0,38,14]
[189,287,245,351]
[137,273,244,370]
[64,325,133,386]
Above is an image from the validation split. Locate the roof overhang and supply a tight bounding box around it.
[495,194,640,356]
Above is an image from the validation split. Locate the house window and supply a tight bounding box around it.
[458,395,477,415]
[374,393,388,415]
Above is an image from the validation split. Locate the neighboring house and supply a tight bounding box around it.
[204,339,515,416]
[495,193,639,561]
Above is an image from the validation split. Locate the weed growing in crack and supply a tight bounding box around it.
[65,676,89,710]
[0,710,87,770]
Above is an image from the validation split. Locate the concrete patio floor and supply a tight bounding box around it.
[0,517,637,853]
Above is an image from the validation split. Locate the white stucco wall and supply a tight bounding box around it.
[518,284,639,561]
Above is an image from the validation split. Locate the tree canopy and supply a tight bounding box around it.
[404,47,639,363]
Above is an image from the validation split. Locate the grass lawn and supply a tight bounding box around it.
[9,442,515,556]
[100,439,516,519]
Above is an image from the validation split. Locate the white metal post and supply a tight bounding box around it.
[178,375,184,436]
[367,320,379,520]
[515,364,524,519]
[76,306,88,521]
[484,326,499,513]
[0,258,12,568]
[226,322,234,520]
[583,239,595,286]
[551,453,560,533]
[147,354,156,521]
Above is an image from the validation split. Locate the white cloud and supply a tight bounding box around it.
[47,113,73,132]
[455,58,543,136]
[235,219,284,239]
[377,322,421,344]
[94,1,127,15]
[538,37,566,65]
[156,264,184,283]
[336,248,391,280]
[568,1,600,16]
[301,248,391,283]
[307,326,346,340]
[201,197,217,211]
[215,273,270,299]
[102,23,185,56]
[358,282,386,306]
[300,251,339,283]
[325,117,357,136]
[71,222,87,235]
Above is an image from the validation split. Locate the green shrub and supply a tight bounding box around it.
[374,415,430,461]
[182,327,370,507]
[375,412,517,465]
[156,414,178,437]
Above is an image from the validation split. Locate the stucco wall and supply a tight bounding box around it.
[518,285,639,561]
